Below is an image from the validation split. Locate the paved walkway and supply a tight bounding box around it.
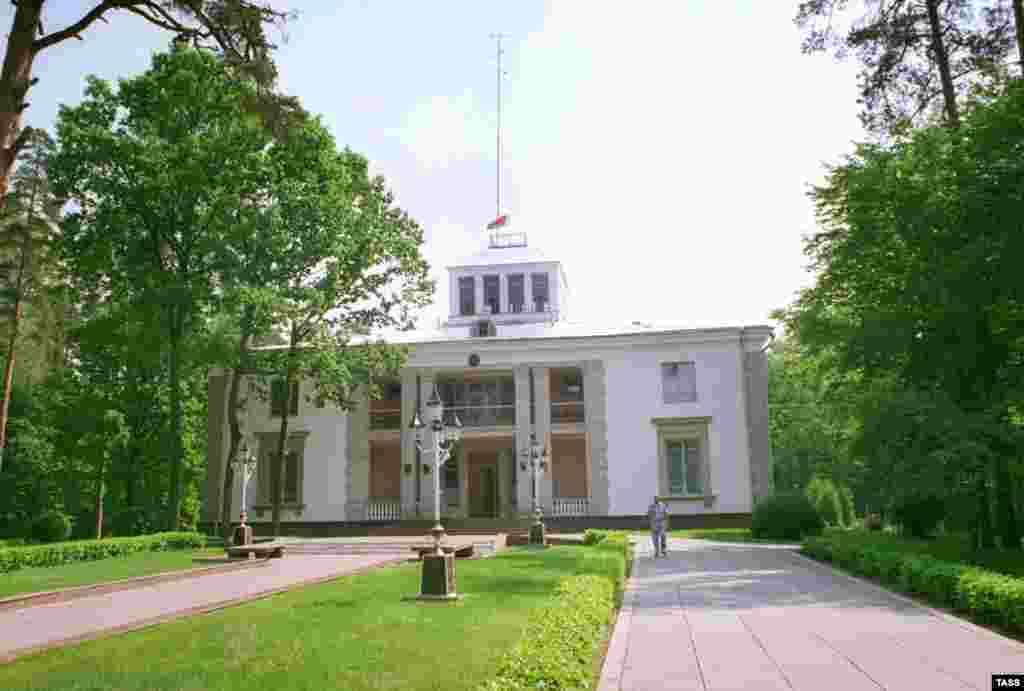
[0,553,403,661]
[599,539,1024,690]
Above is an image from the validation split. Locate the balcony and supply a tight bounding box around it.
[552,497,589,516]
[446,404,515,428]
[551,400,585,424]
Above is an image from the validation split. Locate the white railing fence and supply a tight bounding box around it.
[552,497,589,517]
[366,499,401,522]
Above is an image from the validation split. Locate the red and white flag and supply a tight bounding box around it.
[486,214,511,230]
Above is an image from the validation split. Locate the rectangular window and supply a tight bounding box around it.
[667,440,702,495]
[459,276,475,316]
[271,380,300,417]
[445,460,459,506]
[483,275,500,314]
[661,362,697,403]
[283,451,300,504]
[531,273,549,311]
[508,274,524,313]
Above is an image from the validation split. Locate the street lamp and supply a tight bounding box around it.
[232,440,258,548]
[409,386,462,599]
[519,432,549,546]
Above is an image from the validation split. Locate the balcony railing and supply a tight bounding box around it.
[551,401,585,424]
[370,406,402,430]
[446,404,515,427]
[366,499,401,521]
[552,497,589,517]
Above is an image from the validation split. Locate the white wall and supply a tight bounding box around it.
[603,343,752,516]
[238,375,350,522]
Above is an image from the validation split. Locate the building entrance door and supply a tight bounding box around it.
[469,451,499,518]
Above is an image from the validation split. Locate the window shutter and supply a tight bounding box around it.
[667,441,685,494]
[270,379,286,417]
[289,381,299,416]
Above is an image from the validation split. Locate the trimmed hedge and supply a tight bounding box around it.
[753,493,824,540]
[479,574,615,691]
[803,535,1024,635]
[0,532,206,573]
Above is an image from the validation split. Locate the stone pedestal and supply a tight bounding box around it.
[418,552,458,600]
[232,513,253,547]
[528,522,547,547]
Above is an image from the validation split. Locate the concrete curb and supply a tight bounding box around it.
[0,555,408,664]
[786,548,1024,650]
[0,558,270,612]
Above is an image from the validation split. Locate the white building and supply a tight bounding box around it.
[205,228,773,531]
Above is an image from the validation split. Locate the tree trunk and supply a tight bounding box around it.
[220,306,254,543]
[996,450,1020,549]
[1013,0,1024,78]
[94,459,104,539]
[0,0,42,204]
[166,307,184,531]
[0,237,28,473]
[272,333,297,538]
[974,471,995,550]
[925,0,961,129]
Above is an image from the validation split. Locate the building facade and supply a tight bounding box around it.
[205,230,773,530]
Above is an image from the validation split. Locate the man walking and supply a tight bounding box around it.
[648,495,669,557]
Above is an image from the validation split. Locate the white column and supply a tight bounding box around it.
[419,373,436,515]
[400,370,418,517]
[514,365,532,516]
[534,366,553,513]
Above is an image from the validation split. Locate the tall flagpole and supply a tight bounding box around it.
[490,33,508,220]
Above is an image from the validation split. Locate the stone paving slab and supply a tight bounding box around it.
[0,553,403,662]
[599,538,1024,690]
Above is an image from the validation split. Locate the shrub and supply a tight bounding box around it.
[806,476,844,527]
[0,531,206,573]
[30,511,72,543]
[582,528,609,546]
[479,575,614,691]
[800,534,1024,637]
[891,493,945,539]
[752,493,824,540]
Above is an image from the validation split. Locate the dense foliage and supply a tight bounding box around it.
[0,46,429,539]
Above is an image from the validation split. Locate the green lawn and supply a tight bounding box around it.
[0,549,223,600]
[817,528,1024,578]
[0,545,625,691]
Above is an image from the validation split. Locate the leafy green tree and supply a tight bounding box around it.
[795,0,1019,135]
[778,80,1024,548]
[50,46,281,529]
[0,129,59,472]
[244,144,433,537]
[0,1,300,205]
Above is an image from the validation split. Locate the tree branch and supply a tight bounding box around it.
[33,1,119,52]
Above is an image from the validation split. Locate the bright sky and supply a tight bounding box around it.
[16,1,865,331]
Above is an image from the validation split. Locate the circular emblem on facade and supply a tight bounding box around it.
[468,353,481,367]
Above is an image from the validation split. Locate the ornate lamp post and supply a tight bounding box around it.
[231,440,258,548]
[409,386,462,599]
[520,432,549,547]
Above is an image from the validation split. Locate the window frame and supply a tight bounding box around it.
[483,274,500,314]
[458,276,475,316]
[531,272,549,311]
[661,361,697,404]
[508,273,524,313]
[651,417,712,505]
[255,431,309,507]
